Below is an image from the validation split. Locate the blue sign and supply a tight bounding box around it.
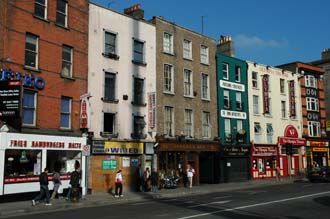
[0,69,45,90]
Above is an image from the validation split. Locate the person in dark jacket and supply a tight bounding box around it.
[32,168,52,206]
[150,168,158,192]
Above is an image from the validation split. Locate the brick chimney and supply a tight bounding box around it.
[322,48,330,60]
[124,4,144,20]
[217,35,235,57]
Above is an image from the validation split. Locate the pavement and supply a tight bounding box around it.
[0,176,308,218]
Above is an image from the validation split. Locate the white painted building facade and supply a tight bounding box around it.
[247,61,304,179]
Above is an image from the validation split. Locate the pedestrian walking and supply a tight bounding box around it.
[66,160,81,201]
[150,168,158,192]
[32,167,52,206]
[143,167,151,192]
[51,169,61,199]
[114,169,123,198]
[186,164,195,189]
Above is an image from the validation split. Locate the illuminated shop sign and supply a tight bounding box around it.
[1,69,45,90]
[8,139,82,149]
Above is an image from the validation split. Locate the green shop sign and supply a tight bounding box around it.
[102,160,117,170]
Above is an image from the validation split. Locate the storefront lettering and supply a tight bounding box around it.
[1,69,45,90]
[31,141,65,148]
[9,140,27,147]
[105,147,139,154]
[68,143,82,149]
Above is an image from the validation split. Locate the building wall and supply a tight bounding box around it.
[151,17,218,139]
[1,0,88,135]
[247,62,303,143]
[88,4,156,140]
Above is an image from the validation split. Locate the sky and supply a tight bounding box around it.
[91,0,330,67]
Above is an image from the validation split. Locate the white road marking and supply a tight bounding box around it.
[213,195,232,200]
[188,200,231,208]
[177,191,330,219]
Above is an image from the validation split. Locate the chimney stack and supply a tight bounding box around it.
[217,35,235,57]
[124,4,144,20]
[322,48,330,60]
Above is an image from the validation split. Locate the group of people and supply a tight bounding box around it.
[31,160,82,206]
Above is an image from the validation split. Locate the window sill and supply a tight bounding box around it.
[201,98,211,102]
[281,117,289,120]
[102,53,119,60]
[100,132,118,138]
[252,87,260,90]
[131,133,147,139]
[23,65,41,73]
[132,60,147,66]
[163,51,175,56]
[253,113,262,116]
[33,15,50,23]
[22,124,38,129]
[59,128,73,132]
[183,57,193,62]
[131,102,147,107]
[163,91,175,96]
[102,98,119,103]
[55,23,69,30]
[61,75,76,81]
[184,95,194,99]
[200,62,209,66]
[264,114,273,118]
[280,93,286,96]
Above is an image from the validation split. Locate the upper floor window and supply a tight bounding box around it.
[133,77,145,105]
[200,45,209,64]
[104,72,116,102]
[237,120,243,132]
[254,122,262,143]
[305,75,317,88]
[183,39,192,60]
[25,33,38,69]
[34,0,47,19]
[133,39,145,64]
[224,90,230,109]
[163,32,173,54]
[280,79,285,94]
[104,113,116,134]
[56,0,68,27]
[202,111,211,138]
[60,97,71,129]
[201,73,210,100]
[306,97,319,111]
[104,31,117,57]
[224,119,231,142]
[132,116,146,139]
[253,95,259,114]
[252,71,258,88]
[235,66,241,82]
[61,45,73,78]
[164,106,174,137]
[163,64,174,93]
[222,63,228,79]
[266,124,273,144]
[308,121,320,137]
[184,69,193,97]
[236,92,242,110]
[23,91,37,126]
[184,109,193,138]
[281,101,286,118]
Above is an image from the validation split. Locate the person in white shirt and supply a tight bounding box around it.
[115,169,123,198]
[186,164,195,188]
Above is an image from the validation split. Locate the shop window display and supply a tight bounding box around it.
[47,150,82,174]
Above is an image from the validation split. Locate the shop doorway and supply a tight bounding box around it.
[199,152,220,184]
[313,152,328,166]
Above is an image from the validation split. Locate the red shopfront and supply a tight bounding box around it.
[251,145,278,179]
[278,125,306,177]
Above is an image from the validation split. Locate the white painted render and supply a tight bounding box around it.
[247,61,303,144]
[88,4,156,140]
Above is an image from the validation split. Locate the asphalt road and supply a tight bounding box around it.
[8,183,330,219]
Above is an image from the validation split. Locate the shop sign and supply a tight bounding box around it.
[221,110,246,119]
[148,92,156,129]
[262,75,270,114]
[104,142,143,154]
[102,160,117,170]
[8,139,82,149]
[283,125,298,138]
[0,80,21,117]
[92,140,105,154]
[278,137,306,146]
[307,141,329,147]
[252,146,277,156]
[289,80,296,117]
[312,147,328,152]
[222,146,250,156]
[220,80,245,92]
[1,69,45,90]
[80,94,90,129]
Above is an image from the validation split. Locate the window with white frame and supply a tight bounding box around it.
[104,72,116,101]
[281,101,286,118]
[280,79,285,94]
[225,119,231,142]
[253,95,259,114]
[184,109,193,137]
[254,122,262,143]
[103,113,116,134]
[236,92,242,110]
[133,116,146,139]
[201,73,210,100]
[266,123,273,144]
[23,91,37,126]
[56,0,67,27]
[133,77,145,105]
[104,31,117,57]
[184,69,193,97]
[224,90,230,109]
[163,32,173,54]
[34,0,47,19]
[222,63,229,79]
[61,45,73,77]
[202,111,211,138]
[308,121,320,137]
[235,66,241,82]
[252,71,258,88]
[200,45,209,64]
[60,97,71,129]
[164,64,174,93]
[133,39,144,63]
[25,33,38,69]
[164,106,174,136]
[305,75,317,88]
[237,120,243,132]
[306,97,319,111]
[183,39,192,59]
